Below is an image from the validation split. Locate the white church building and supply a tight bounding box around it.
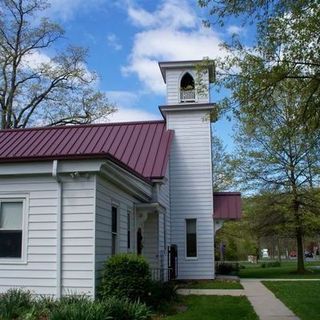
[0,60,241,298]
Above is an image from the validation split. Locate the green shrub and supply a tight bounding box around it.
[215,262,240,275]
[31,296,58,319]
[0,289,151,320]
[0,289,33,320]
[49,299,109,320]
[261,261,281,268]
[99,254,151,301]
[49,295,150,320]
[146,281,177,310]
[104,296,151,320]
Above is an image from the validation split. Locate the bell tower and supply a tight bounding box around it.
[159,60,215,105]
[159,60,216,279]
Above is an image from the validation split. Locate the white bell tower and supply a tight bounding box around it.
[159,60,216,279]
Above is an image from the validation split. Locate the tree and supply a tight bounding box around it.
[199,0,320,273]
[0,0,115,129]
[198,1,311,25]
[212,135,234,191]
[199,0,320,125]
[233,81,320,272]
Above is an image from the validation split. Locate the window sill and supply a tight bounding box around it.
[185,257,198,261]
[0,258,27,265]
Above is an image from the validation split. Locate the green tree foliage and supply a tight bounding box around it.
[215,214,258,262]
[0,0,115,129]
[199,0,319,124]
[234,83,320,272]
[212,135,235,191]
[199,0,320,273]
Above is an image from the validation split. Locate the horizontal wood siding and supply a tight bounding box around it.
[95,175,137,288]
[143,214,158,268]
[166,69,209,105]
[0,175,95,297]
[0,176,57,295]
[167,110,214,279]
[61,176,95,296]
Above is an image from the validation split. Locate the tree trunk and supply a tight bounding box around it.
[296,226,305,273]
[277,237,282,263]
[1,104,7,129]
[293,196,305,273]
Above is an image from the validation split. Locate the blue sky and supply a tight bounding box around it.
[39,0,252,151]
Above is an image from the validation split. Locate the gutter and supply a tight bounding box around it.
[52,160,62,299]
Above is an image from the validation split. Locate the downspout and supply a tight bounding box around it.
[52,160,62,299]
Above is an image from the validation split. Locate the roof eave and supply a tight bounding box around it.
[158,59,215,84]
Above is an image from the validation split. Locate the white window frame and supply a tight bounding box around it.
[0,194,28,264]
[185,218,198,260]
[178,70,197,104]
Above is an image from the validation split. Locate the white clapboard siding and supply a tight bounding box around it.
[0,174,96,297]
[94,175,138,287]
[0,176,58,296]
[166,69,209,105]
[166,110,214,279]
[143,214,158,268]
[61,176,95,297]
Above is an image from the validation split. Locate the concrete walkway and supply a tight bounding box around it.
[177,288,244,296]
[178,280,302,320]
[241,280,300,320]
[241,278,320,281]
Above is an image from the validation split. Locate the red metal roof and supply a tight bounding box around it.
[0,120,173,181]
[213,192,242,220]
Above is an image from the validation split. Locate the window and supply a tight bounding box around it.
[111,206,118,255]
[0,201,23,258]
[127,211,131,250]
[186,219,197,258]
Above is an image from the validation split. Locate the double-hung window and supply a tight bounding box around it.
[186,219,197,258]
[111,206,118,255]
[0,201,24,259]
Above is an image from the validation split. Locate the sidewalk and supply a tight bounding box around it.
[177,280,301,320]
[241,280,300,320]
[240,278,320,281]
[177,288,244,296]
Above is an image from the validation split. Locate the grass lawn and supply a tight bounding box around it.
[239,261,320,278]
[177,279,243,289]
[263,281,320,320]
[160,296,258,320]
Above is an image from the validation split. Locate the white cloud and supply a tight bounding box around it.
[127,0,196,29]
[127,6,157,27]
[108,107,161,122]
[123,0,226,94]
[23,50,52,69]
[23,50,98,89]
[106,90,139,107]
[46,0,106,20]
[227,25,243,35]
[107,34,122,51]
[105,90,160,122]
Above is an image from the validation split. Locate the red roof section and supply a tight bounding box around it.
[213,192,242,220]
[0,120,173,181]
